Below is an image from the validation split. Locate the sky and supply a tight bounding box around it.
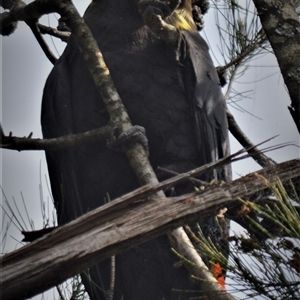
[1,1,299,299]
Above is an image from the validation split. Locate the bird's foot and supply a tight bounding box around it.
[107,125,149,156]
[138,0,172,19]
[138,0,179,45]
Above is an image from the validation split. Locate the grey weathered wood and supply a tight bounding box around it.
[1,159,299,300]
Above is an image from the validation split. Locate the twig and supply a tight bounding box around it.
[157,166,208,186]
[217,35,267,74]
[26,21,57,64]
[38,23,70,42]
[226,109,276,168]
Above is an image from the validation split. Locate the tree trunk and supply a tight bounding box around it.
[252,0,300,132]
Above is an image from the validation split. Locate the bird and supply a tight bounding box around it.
[41,0,231,299]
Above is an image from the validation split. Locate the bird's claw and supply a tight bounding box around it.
[138,0,171,19]
[107,125,149,156]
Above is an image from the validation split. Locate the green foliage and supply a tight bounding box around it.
[195,179,300,299]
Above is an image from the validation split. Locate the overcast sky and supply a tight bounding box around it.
[1,1,299,299]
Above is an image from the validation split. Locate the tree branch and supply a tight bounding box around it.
[0,124,111,151]
[26,20,57,64]
[226,110,276,168]
[1,159,298,300]
[217,34,267,75]
[216,26,277,169]
[0,0,26,35]
[37,23,70,42]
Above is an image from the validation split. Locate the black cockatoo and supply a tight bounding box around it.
[41,0,231,299]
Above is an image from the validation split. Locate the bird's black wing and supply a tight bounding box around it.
[181,30,231,182]
[176,30,231,283]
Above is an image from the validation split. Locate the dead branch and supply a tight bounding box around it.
[0,0,68,61]
[0,124,111,151]
[1,159,298,300]
[37,23,70,42]
[26,20,57,64]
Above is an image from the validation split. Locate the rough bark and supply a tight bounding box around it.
[252,0,300,132]
[1,159,299,300]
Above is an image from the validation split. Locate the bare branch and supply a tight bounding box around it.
[0,0,68,61]
[38,23,70,42]
[1,125,111,151]
[226,109,276,168]
[26,21,57,64]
